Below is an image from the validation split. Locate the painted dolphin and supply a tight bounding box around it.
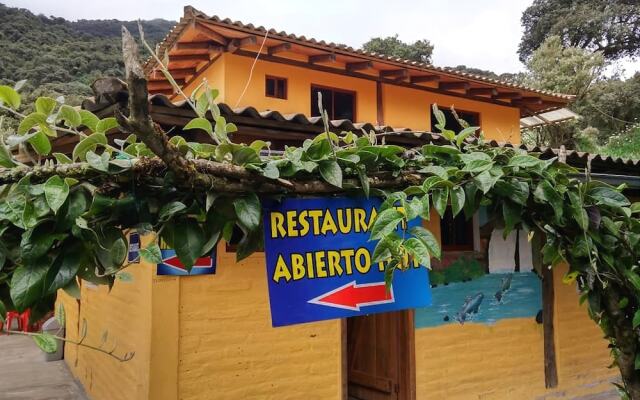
[454,293,484,324]
[495,274,513,302]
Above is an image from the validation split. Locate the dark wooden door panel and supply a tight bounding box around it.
[347,311,414,400]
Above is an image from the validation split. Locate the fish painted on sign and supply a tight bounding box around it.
[495,273,513,302]
[450,293,484,325]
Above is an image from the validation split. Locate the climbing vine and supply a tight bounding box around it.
[1,27,640,398]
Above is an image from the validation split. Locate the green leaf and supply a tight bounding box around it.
[44,175,70,214]
[633,310,640,329]
[0,139,15,167]
[33,333,58,353]
[58,105,81,128]
[410,226,441,259]
[159,201,187,222]
[474,170,500,194]
[95,117,118,134]
[72,133,107,161]
[86,150,110,172]
[432,188,449,217]
[184,117,213,135]
[53,152,73,164]
[431,104,446,130]
[47,245,83,294]
[420,165,448,180]
[18,112,48,134]
[0,85,21,109]
[404,237,431,267]
[233,193,261,231]
[35,97,57,115]
[10,260,50,311]
[95,227,128,272]
[28,131,52,155]
[167,219,205,269]
[0,300,5,322]
[588,186,630,209]
[370,208,404,241]
[357,167,370,197]
[508,154,542,168]
[56,302,65,327]
[636,353,640,371]
[455,126,479,147]
[503,201,522,236]
[318,160,343,188]
[450,187,465,217]
[462,159,493,174]
[534,181,564,221]
[140,243,163,264]
[79,110,100,131]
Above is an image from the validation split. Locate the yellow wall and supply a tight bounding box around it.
[177,242,343,400]
[58,251,153,400]
[59,238,343,400]
[181,53,520,143]
[414,264,617,399]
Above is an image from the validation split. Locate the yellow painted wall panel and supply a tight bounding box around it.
[177,242,343,400]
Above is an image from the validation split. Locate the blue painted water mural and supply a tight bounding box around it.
[414,272,542,328]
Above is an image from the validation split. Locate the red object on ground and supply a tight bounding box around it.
[4,310,31,332]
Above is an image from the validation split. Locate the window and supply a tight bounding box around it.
[266,76,287,99]
[440,208,474,251]
[430,106,479,132]
[311,85,356,121]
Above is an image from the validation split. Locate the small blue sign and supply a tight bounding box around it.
[128,232,140,262]
[263,197,432,327]
[157,248,217,276]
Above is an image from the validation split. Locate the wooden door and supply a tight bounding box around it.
[347,310,415,400]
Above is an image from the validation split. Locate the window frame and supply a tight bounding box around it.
[310,84,357,121]
[265,75,288,99]
[440,208,475,252]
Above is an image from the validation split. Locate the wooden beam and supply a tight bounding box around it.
[468,87,498,96]
[226,36,257,53]
[148,81,183,91]
[175,41,224,52]
[439,81,470,91]
[309,53,336,64]
[194,22,229,45]
[167,67,197,79]
[376,81,384,126]
[513,97,543,105]
[169,54,210,63]
[149,78,185,85]
[346,61,373,72]
[267,42,292,55]
[410,75,440,84]
[380,69,408,79]
[493,91,522,99]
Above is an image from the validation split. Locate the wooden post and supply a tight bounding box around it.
[376,81,384,126]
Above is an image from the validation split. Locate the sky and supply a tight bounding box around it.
[6,0,640,76]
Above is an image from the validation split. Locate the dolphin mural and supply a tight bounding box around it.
[453,293,484,324]
[495,273,513,302]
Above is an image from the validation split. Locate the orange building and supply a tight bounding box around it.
[58,6,625,400]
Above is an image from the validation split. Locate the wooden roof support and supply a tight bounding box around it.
[439,81,470,91]
[468,87,498,96]
[148,81,183,91]
[346,61,373,72]
[380,69,408,79]
[167,67,197,79]
[149,88,174,95]
[268,42,292,55]
[194,21,229,45]
[493,92,522,99]
[309,53,336,64]
[175,41,225,52]
[410,75,440,84]
[149,77,186,85]
[169,54,210,63]
[514,96,543,105]
[227,36,258,53]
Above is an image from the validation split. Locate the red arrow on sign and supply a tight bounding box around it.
[162,255,212,270]
[308,281,395,311]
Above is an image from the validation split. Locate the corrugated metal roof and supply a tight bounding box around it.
[82,93,638,173]
[144,6,573,104]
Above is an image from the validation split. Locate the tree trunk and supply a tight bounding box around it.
[602,284,640,399]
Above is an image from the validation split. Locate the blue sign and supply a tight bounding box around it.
[157,247,217,276]
[128,232,140,262]
[263,197,432,327]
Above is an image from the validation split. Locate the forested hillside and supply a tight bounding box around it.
[0,3,174,104]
